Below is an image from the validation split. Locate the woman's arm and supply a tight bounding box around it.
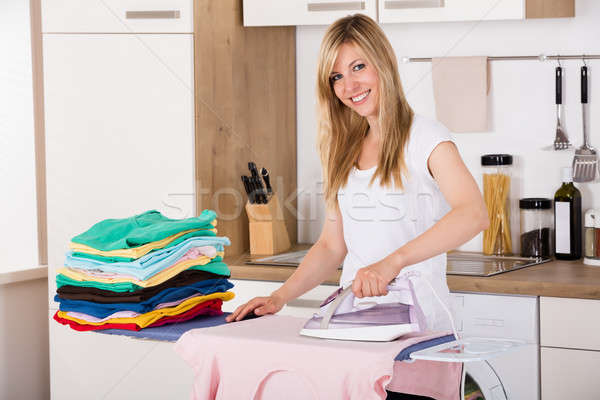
[226,204,347,321]
[352,141,489,297]
[272,204,347,303]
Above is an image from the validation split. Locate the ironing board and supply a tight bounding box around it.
[97,312,456,359]
[98,314,524,399]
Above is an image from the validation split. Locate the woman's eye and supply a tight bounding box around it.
[330,73,343,83]
[353,63,365,71]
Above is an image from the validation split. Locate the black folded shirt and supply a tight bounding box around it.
[56,269,229,303]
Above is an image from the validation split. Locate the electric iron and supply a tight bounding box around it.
[300,278,426,342]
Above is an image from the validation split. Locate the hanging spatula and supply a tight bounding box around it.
[573,65,597,182]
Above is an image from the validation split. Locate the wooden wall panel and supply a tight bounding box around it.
[526,0,574,19]
[30,0,48,265]
[195,0,297,257]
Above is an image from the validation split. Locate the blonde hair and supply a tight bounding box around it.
[316,14,413,211]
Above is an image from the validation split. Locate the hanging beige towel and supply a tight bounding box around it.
[432,56,489,133]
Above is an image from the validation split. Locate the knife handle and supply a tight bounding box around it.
[252,176,266,204]
[261,167,273,195]
[248,161,259,178]
[242,176,254,204]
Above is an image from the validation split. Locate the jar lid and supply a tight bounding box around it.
[519,198,552,209]
[481,154,513,166]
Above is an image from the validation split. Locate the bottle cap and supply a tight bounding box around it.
[519,198,552,210]
[562,167,573,183]
[585,209,597,228]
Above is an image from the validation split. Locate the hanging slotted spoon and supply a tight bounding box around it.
[573,65,597,182]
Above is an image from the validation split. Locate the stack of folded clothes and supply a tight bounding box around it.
[53,210,235,331]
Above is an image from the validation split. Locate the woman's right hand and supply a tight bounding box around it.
[225,293,285,322]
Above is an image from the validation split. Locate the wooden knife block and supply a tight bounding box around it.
[245,194,291,255]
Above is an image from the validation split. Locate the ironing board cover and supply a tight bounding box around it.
[98,314,230,341]
[174,315,461,400]
[97,312,455,351]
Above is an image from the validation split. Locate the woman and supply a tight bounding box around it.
[227,14,487,395]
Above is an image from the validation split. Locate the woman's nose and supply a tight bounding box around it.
[343,75,359,94]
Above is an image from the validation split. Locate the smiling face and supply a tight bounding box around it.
[330,42,380,120]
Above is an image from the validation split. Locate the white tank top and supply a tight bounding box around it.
[337,114,455,332]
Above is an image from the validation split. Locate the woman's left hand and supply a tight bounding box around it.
[352,259,399,298]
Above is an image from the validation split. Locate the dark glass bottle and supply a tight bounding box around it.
[554,167,582,260]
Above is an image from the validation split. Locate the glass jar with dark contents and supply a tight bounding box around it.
[519,198,553,258]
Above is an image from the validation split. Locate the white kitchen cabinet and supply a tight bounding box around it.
[43,2,196,395]
[243,0,377,27]
[378,0,524,24]
[42,0,193,33]
[243,0,525,26]
[539,297,600,399]
[244,0,576,26]
[43,33,195,306]
[540,296,600,351]
[540,348,600,400]
[49,311,194,400]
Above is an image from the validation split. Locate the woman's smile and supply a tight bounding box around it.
[351,89,371,104]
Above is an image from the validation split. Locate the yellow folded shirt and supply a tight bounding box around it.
[57,251,225,288]
[58,291,234,328]
[69,227,218,259]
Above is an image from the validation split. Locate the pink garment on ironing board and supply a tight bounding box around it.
[174,315,461,400]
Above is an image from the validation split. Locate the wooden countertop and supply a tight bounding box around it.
[224,244,600,300]
[446,259,600,299]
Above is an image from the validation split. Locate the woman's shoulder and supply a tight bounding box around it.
[411,114,452,139]
[409,114,454,149]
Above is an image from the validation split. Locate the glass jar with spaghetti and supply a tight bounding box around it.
[481,154,513,256]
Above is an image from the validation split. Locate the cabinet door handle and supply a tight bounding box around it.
[125,10,181,19]
[384,0,443,9]
[307,1,365,12]
[287,299,323,308]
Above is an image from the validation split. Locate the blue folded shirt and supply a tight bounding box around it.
[64,236,231,281]
[55,278,233,318]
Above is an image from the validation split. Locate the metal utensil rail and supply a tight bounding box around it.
[402,54,600,63]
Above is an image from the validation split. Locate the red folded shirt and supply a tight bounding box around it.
[53,299,223,332]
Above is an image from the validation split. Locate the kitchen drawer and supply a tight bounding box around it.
[243,0,377,27]
[540,347,600,400]
[378,0,524,24]
[540,296,600,350]
[226,279,335,318]
[42,0,193,33]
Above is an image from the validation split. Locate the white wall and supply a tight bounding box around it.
[0,3,50,399]
[0,0,39,271]
[297,0,600,253]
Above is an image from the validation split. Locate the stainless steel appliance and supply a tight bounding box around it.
[246,250,550,277]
